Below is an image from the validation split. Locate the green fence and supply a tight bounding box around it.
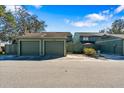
[5,44,17,55]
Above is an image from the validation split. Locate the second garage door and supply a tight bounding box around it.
[20,41,40,56]
[45,41,64,56]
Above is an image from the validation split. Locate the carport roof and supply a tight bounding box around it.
[75,32,124,39]
[76,32,104,37]
[17,32,72,39]
[108,34,124,39]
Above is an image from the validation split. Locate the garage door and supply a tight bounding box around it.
[20,41,40,56]
[45,41,64,56]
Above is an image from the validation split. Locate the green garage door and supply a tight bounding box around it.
[45,41,64,56]
[20,41,40,56]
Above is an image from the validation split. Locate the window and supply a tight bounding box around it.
[83,37,89,41]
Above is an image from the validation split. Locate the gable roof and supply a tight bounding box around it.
[17,32,72,39]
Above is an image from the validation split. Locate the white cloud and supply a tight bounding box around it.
[71,21,97,27]
[33,5,42,9]
[102,10,110,14]
[115,5,124,13]
[85,13,105,21]
[64,8,113,28]
[5,5,22,12]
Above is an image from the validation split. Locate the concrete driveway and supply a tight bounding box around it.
[0,54,124,88]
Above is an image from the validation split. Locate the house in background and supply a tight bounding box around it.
[96,34,124,56]
[73,32,103,44]
[5,32,72,56]
[73,32,103,53]
[73,32,124,56]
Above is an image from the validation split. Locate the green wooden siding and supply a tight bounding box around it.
[96,39,123,55]
[45,41,64,56]
[5,44,17,55]
[20,41,40,56]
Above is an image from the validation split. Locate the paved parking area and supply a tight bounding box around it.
[0,54,124,88]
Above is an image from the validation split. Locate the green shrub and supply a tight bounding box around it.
[83,48,96,57]
[66,42,74,53]
[73,42,83,54]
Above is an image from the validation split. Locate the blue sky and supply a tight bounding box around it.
[6,5,124,34]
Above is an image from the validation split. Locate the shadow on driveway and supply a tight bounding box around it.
[101,54,124,60]
[0,55,63,61]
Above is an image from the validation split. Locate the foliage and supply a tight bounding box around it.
[73,42,83,54]
[0,5,47,41]
[83,48,96,57]
[99,19,124,34]
[66,42,74,53]
[111,19,124,34]
[0,5,16,41]
[83,43,96,49]
[15,7,47,35]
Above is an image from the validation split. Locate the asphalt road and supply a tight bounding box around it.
[0,55,124,88]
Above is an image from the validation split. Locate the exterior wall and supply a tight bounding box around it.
[96,37,123,55]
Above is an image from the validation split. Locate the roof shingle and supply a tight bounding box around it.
[17,32,72,39]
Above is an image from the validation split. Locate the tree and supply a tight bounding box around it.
[15,7,47,35]
[111,19,124,34]
[0,5,47,41]
[0,5,16,41]
[99,28,112,34]
[99,19,124,34]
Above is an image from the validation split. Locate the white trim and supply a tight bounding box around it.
[17,37,67,39]
[18,39,40,41]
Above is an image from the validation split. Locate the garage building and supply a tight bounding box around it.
[17,32,72,56]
